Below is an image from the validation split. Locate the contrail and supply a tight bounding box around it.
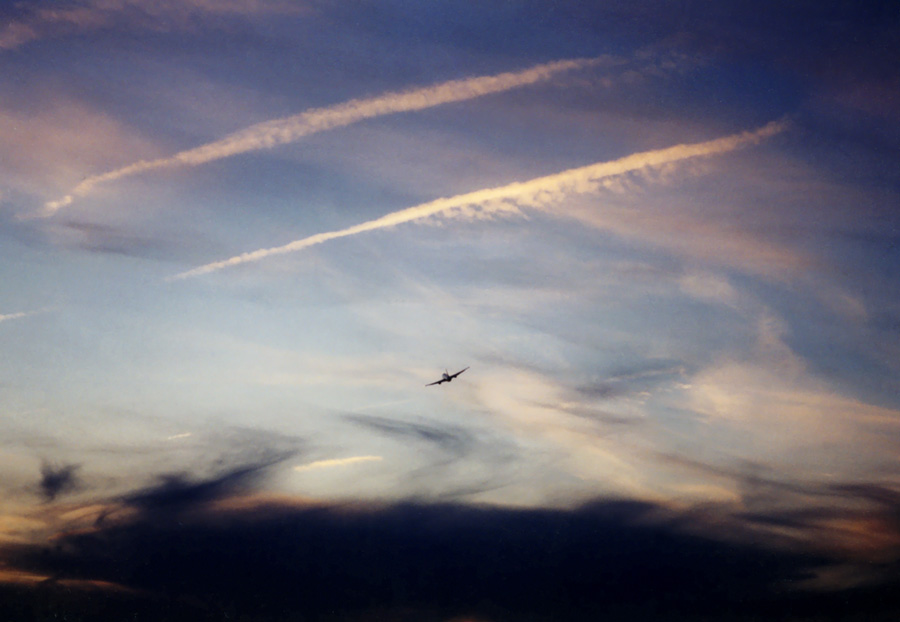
[0,311,31,323]
[0,309,46,323]
[39,57,610,217]
[171,120,788,280]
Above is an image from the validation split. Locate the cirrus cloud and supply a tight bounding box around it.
[38,56,610,216]
[171,119,790,280]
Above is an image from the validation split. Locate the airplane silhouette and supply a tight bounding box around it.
[426,367,469,386]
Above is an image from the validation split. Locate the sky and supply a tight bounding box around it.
[1,1,900,620]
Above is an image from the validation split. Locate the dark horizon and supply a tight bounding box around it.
[3,456,900,620]
[4,496,900,621]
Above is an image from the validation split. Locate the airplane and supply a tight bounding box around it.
[426,366,469,386]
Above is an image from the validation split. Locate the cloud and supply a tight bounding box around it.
[40,56,609,216]
[0,0,306,51]
[468,366,662,502]
[0,309,45,324]
[669,303,900,514]
[0,311,30,324]
[6,443,900,619]
[565,194,810,279]
[38,462,80,502]
[292,455,382,472]
[0,99,162,202]
[678,267,739,301]
[171,119,789,280]
[688,310,900,431]
[341,413,522,502]
[343,414,477,458]
[43,220,175,259]
[122,452,295,514]
[1,493,857,621]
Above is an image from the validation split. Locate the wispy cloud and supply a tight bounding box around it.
[0,100,161,203]
[0,309,46,324]
[40,57,609,216]
[678,305,900,493]
[38,461,80,502]
[343,414,478,459]
[172,120,788,280]
[0,0,305,51]
[124,453,296,513]
[0,311,30,324]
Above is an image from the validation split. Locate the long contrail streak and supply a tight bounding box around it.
[171,120,787,280]
[39,57,609,216]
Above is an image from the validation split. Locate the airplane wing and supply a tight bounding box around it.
[425,378,446,386]
[449,366,469,379]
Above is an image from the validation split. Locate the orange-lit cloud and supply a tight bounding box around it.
[172,120,788,280]
[1,101,160,203]
[0,566,51,586]
[0,515,47,545]
[40,57,608,216]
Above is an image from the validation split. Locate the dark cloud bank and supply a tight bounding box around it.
[4,467,900,621]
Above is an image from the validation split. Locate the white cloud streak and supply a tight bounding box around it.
[293,456,383,472]
[0,309,45,324]
[0,312,29,323]
[171,120,789,280]
[40,57,608,216]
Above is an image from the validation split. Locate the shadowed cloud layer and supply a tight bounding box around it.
[5,439,900,620]
[4,487,900,621]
